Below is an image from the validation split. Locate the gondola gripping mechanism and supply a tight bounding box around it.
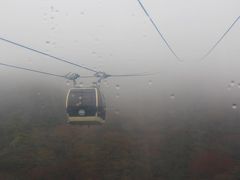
[64,71,110,87]
[64,73,80,86]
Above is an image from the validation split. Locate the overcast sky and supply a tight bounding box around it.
[0,0,239,105]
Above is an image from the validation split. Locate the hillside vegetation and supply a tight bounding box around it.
[0,84,240,180]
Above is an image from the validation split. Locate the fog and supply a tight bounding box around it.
[0,0,240,179]
[0,0,239,104]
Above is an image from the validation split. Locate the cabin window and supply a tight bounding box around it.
[67,89,97,116]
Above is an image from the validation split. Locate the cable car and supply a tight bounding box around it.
[66,87,106,125]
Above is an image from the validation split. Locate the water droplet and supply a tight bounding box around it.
[78,96,82,100]
[92,82,97,86]
[95,38,100,42]
[79,82,83,87]
[76,102,82,106]
[238,84,240,88]
[148,80,152,86]
[232,104,237,109]
[50,6,54,11]
[115,84,120,90]
[230,81,235,87]
[78,109,85,116]
[116,93,120,98]
[80,12,85,15]
[45,41,50,44]
[66,81,70,86]
[170,94,175,100]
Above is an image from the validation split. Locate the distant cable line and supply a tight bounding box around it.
[0,37,98,73]
[0,62,94,79]
[200,16,240,60]
[0,61,158,82]
[0,62,65,78]
[136,0,182,61]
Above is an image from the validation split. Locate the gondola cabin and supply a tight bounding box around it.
[66,87,106,125]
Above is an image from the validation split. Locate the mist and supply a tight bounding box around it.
[0,0,240,179]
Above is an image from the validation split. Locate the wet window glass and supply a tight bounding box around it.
[0,0,239,179]
[67,89,96,116]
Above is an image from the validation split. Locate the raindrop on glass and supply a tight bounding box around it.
[78,109,85,116]
[148,80,152,86]
[95,38,100,42]
[76,102,82,106]
[46,41,50,44]
[78,96,82,100]
[80,12,85,15]
[230,81,235,87]
[116,93,120,99]
[50,6,54,11]
[170,94,175,100]
[232,104,237,109]
[66,81,70,86]
[79,82,83,87]
[115,84,120,90]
